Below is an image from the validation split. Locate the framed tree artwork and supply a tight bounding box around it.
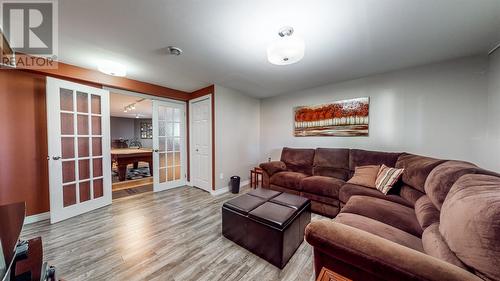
[294,97,369,137]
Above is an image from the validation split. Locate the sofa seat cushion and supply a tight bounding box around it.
[334,213,424,252]
[300,191,339,206]
[339,183,412,208]
[299,176,344,198]
[422,223,468,270]
[270,171,308,190]
[341,196,422,237]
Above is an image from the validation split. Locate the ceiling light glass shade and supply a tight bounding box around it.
[98,60,127,77]
[267,36,305,65]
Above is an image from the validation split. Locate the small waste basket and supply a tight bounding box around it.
[230,176,240,194]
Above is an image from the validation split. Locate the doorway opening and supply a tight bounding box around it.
[109,92,154,199]
[46,78,188,223]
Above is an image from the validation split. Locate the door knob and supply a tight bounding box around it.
[52,156,61,160]
[153,149,159,153]
[195,149,199,152]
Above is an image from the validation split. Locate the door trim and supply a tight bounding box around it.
[103,86,186,105]
[188,94,213,191]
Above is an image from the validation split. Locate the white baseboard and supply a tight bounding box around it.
[24,212,50,225]
[210,180,250,196]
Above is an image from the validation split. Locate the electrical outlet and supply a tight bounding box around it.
[220,173,224,179]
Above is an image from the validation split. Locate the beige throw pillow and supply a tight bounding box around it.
[347,165,381,188]
[375,164,404,194]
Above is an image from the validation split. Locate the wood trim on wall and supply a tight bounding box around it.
[20,59,191,101]
[188,85,215,190]
[0,70,49,216]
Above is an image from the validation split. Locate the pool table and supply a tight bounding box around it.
[111,148,153,181]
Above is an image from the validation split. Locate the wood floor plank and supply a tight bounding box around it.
[22,186,321,281]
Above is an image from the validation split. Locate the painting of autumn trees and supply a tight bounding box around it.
[294,97,369,136]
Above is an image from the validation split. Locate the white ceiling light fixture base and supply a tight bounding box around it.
[267,26,305,66]
[98,60,127,77]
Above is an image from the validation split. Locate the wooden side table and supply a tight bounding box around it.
[316,267,352,281]
[250,167,263,188]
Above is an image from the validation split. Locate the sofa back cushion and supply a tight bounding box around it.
[349,149,401,177]
[440,174,500,281]
[399,185,425,207]
[424,160,478,210]
[395,153,446,193]
[280,147,315,175]
[414,195,440,230]
[312,148,350,180]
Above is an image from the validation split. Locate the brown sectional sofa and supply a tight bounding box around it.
[259,147,500,281]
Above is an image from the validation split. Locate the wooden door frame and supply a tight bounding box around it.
[104,87,187,193]
[188,94,213,191]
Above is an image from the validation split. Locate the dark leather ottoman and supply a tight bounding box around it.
[222,188,311,269]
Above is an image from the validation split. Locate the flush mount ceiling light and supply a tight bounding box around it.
[267,26,305,66]
[167,46,183,56]
[98,60,127,77]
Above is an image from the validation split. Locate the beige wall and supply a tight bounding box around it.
[214,85,260,189]
[260,56,497,171]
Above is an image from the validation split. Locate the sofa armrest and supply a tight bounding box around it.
[305,220,481,281]
[259,161,287,177]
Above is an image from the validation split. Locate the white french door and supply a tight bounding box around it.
[189,96,212,192]
[152,100,186,191]
[46,77,111,224]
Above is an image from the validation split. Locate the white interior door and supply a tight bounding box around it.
[46,77,111,224]
[153,100,186,191]
[189,96,212,192]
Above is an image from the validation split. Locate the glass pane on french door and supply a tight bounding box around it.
[153,100,185,191]
[60,90,104,206]
[47,77,111,224]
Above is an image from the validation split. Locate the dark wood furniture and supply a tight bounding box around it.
[250,167,263,188]
[111,148,153,181]
[316,267,352,281]
[111,139,129,149]
[14,238,43,281]
[0,202,25,281]
[0,202,59,281]
[222,188,311,269]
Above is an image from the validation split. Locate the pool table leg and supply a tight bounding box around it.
[117,163,127,181]
[148,161,153,176]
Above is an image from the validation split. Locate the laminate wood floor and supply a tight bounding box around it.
[22,186,323,281]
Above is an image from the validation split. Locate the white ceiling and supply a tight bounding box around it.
[58,0,500,98]
[110,92,152,119]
